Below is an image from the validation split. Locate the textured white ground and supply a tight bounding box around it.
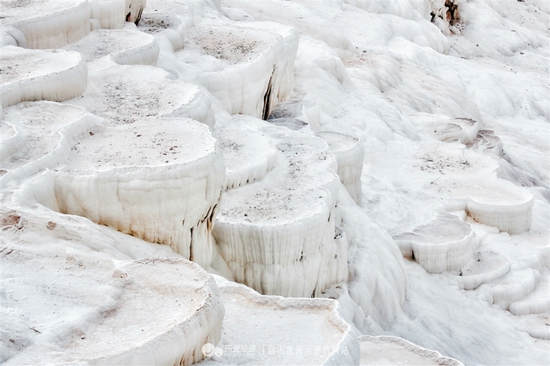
[1,0,549,365]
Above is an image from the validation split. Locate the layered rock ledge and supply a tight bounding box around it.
[213,121,347,298]
[53,118,225,268]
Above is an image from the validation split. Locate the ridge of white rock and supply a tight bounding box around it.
[316,131,364,204]
[0,204,223,366]
[213,119,347,298]
[64,28,159,66]
[200,276,359,366]
[359,335,464,366]
[180,20,299,119]
[52,118,225,269]
[0,46,87,108]
[66,64,215,126]
[393,213,476,273]
[0,101,103,189]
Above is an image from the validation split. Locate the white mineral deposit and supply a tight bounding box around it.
[1,0,548,365]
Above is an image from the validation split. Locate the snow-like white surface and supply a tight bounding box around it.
[1,0,549,364]
[175,20,299,119]
[316,131,364,204]
[64,27,159,66]
[359,335,463,366]
[213,119,347,298]
[66,64,215,126]
[53,118,225,268]
[0,46,87,108]
[200,276,358,365]
[393,213,475,273]
[0,206,223,365]
[216,118,277,191]
[0,101,101,188]
[0,0,91,48]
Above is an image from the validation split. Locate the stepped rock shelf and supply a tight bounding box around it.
[0,101,101,188]
[0,208,223,366]
[53,118,225,269]
[67,64,216,126]
[1,0,546,365]
[0,0,147,48]
[63,28,159,66]
[202,276,358,365]
[214,119,347,298]
[0,46,87,108]
[179,20,298,120]
[359,336,463,366]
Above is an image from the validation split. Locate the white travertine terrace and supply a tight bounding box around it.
[62,258,223,365]
[0,0,91,48]
[393,213,475,273]
[359,335,464,366]
[216,121,277,191]
[0,101,102,188]
[447,251,511,290]
[478,268,539,311]
[417,144,534,235]
[66,64,215,126]
[0,46,87,108]
[182,21,299,119]
[213,122,347,298]
[0,208,223,366]
[53,118,225,269]
[64,28,159,66]
[446,179,534,235]
[204,276,359,366]
[509,277,550,316]
[0,117,24,163]
[316,131,364,204]
[0,0,148,48]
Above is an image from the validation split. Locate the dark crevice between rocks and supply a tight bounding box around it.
[262,71,274,121]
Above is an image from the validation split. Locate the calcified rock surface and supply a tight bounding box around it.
[1,0,548,365]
